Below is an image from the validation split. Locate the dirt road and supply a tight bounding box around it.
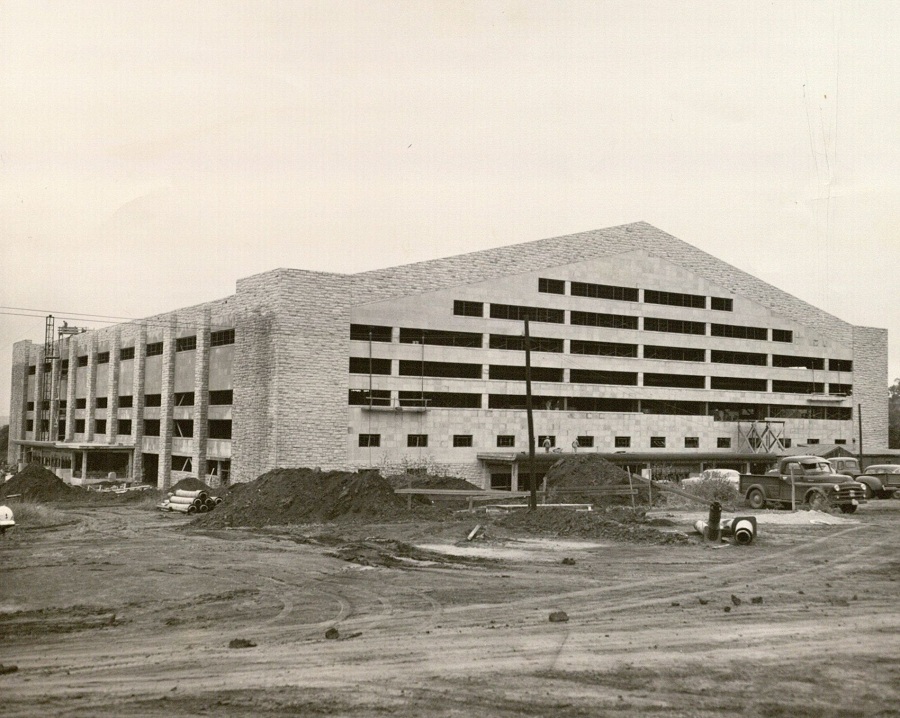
[2,502,899,717]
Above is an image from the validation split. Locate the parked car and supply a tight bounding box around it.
[856,465,900,500]
[682,469,740,489]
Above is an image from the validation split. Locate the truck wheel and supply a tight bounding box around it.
[839,504,858,514]
[807,491,831,512]
[861,484,874,500]
[747,489,766,510]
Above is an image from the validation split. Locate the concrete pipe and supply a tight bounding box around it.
[168,503,197,514]
[197,503,209,513]
[723,517,757,545]
[167,495,196,506]
[213,497,223,505]
[174,489,208,500]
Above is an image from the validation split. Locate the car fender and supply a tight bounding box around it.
[858,476,883,493]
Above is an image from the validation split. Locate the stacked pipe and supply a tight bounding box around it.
[156,489,224,514]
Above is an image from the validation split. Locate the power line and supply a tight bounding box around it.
[0,308,230,333]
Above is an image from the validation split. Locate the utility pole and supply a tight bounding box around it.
[524,315,537,511]
[858,403,864,469]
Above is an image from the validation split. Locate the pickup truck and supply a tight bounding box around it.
[855,465,900,500]
[740,455,866,513]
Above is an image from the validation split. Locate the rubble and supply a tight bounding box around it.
[492,507,689,545]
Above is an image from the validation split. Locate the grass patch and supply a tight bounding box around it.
[3,501,72,528]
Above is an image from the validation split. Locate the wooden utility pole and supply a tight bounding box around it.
[524,316,537,511]
[858,403,864,469]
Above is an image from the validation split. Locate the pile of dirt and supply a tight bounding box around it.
[492,507,689,545]
[542,455,650,506]
[0,464,81,502]
[192,468,442,528]
[386,473,481,491]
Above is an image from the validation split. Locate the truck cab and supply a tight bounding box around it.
[741,456,866,513]
[827,456,861,477]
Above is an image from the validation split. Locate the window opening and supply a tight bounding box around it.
[210,329,235,346]
[175,336,196,352]
[490,303,564,324]
[571,310,638,329]
[453,300,483,317]
[643,289,705,308]
[538,278,565,295]
[711,323,767,341]
[644,317,705,335]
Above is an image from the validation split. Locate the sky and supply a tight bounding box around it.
[1,0,899,419]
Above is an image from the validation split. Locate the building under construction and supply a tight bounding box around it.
[7,222,889,489]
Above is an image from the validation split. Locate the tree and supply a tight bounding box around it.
[890,380,900,449]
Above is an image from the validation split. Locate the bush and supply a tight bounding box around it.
[683,478,741,505]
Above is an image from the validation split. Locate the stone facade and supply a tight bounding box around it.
[6,223,891,487]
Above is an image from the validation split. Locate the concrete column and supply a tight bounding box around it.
[157,319,176,490]
[192,310,211,480]
[65,339,77,442]
[32,346,45,438]
[8,342,31,466]
[81,450,88,480]
[106,330,121,443]
[85,336,98,442]
[131,325,147,482]
[49,347,61,441]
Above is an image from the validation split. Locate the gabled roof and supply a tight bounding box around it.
[781,444,855,459]
[348,221,852,339]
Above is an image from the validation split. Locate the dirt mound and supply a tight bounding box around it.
[387,473,481,491]
[0,464,81,502]
[542,455,649,506]
[492,507,688,545]
[192,468,440,528]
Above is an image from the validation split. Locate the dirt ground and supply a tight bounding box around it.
[1,500,899,717]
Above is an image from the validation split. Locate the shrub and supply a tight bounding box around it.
[683,478,741,505]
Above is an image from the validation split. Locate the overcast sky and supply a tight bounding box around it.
[1,1,898,419]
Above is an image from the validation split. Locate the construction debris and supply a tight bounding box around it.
[494,507,689,545]
[548,611,569,623]
[157,489,223,514]
[228,638,256,649]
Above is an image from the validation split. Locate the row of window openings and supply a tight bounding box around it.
[358,434,838,450]
[348,390,853,421]
[31,418,233,439]
[25,390,234,412]
[354,314,795,345]
[534,278,733,311]
[350,349,852,372]
[35,329,237,371]
[454,281,729,310]
[349,360,851,393]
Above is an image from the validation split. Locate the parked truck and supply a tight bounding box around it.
[740,455,866,513]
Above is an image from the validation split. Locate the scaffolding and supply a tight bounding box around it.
[737,420,786,453]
